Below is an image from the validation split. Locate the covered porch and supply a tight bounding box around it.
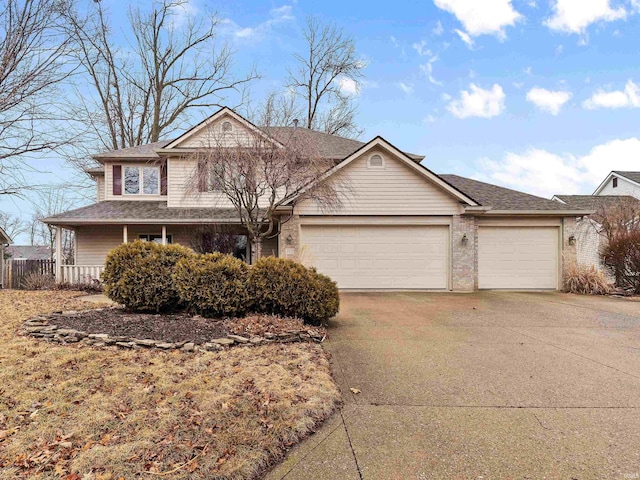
[44,201,280,285]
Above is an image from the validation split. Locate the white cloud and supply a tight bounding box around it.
[419,59,443,86]
[447,83,506,119]
[339,77,360,96]
[526,87,572,115]
[412,40,432,56]
[433,20,444,35]
[545,0,627,35]
[398,82,415,95]
[223,5,294,40]
[583,80,640,109]
[477,138,640,197]
[434,0,522,38]
[454,28,475,48]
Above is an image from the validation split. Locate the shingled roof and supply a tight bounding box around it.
[44,201,246,225]
[554,195,640,210]
[614,171,640,184]
[440,174,583,212]
[90,129,424,163]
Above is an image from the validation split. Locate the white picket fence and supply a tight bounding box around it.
[61,265,104,285]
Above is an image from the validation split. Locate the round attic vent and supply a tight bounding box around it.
[222,121,233,132]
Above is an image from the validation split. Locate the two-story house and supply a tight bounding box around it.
[45,107,591,291]
[554,171,640,270]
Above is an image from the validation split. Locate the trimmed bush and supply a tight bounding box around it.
[563,262,613,295]
[602,230,640,294]
[248,257,339,324]
[174,253,250,318]
[102,240,193,312]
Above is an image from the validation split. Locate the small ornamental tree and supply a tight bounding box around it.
[188,123,344,262]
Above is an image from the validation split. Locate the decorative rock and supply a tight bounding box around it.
[250,336,263,344]
[57,329,78,336]
[264,333,276,339]
[181,342,195,352]
[227,334,249,344]
[212,338,234,346]
[132,339,157,347]
[155,342,176,349]
[25,325,56,332]
[116,342,134,348]
[88,333,109,340]
[25,320,48,326]
[65,336,80,343]
[103,337,116,345]
[204,342,222,351]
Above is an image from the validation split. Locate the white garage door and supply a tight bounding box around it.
[478,227,558,289]
[300,225,449,289]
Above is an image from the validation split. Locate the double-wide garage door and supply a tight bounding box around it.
[301,225,449,289]
[478,227,559,289]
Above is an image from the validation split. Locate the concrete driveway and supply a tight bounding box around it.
[266,292,640,480]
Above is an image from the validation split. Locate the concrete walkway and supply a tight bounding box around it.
[266,291,640,480]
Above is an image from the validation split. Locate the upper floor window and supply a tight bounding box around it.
[613,177,618,188]
[124,166,160,195]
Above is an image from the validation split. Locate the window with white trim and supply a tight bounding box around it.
[139,234,173,244]
[368,153,384,168]
[124,166,160,195]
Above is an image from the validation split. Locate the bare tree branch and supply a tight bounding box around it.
[287,16,365,138]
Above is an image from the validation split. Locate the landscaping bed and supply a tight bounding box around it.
[24,309,326,352]
[0,290,341,479]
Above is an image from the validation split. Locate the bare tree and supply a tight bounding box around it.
[0,212,26,240]
[287,16,365,138]
[63,0,258,172]
[31,188,75,262]
[188,126,342,261]
[0,0,75,194]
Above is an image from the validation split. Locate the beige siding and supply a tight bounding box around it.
[175,115,255,148]
[295,148,463,216]
[104,161,165,202]
[96,176,105,202]
[167,158,236,208]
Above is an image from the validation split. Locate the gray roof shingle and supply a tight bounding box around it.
[91,130,424,162]
[554,195,640,210]
[44,201,245,225]
[6,245,51,260]
[613,171,640,184]
[440,174,582,212]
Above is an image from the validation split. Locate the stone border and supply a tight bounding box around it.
[22,309,326,352]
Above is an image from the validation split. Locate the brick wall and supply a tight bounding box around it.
[278,214,300,260]
[451,215,477,291]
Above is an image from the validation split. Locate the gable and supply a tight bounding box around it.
[170,113,257,149]
[594,172,640,198]
[295,146,464,216]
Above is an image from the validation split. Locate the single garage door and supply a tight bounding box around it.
[478,227,558,289]
[300,225,449,289]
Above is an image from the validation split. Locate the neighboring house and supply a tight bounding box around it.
[5,245,52,261]
[0,226,12,288]
[45,107,591,291]
[554,171,640,271]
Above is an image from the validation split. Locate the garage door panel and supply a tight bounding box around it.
[479,227,558,289]
[301,225,449,289]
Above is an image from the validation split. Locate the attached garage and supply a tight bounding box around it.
[478,226,559,289]
[300,224,449,289]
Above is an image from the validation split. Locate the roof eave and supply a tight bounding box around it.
[44,217,245,226]
[480,209,596,216]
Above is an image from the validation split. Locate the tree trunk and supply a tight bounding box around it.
[251,236,263,264]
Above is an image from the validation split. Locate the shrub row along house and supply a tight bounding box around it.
[45,107,592,291]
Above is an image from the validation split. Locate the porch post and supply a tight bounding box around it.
[123,225,128,243]
[55,226,63,283]
[161,225,167,245]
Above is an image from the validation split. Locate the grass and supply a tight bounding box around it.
[0,291,341,479]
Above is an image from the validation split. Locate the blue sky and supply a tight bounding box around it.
[4,0,640,242]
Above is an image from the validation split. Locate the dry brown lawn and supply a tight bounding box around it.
[0,291,341,479]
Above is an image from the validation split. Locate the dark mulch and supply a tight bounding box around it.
[52,308,230,344]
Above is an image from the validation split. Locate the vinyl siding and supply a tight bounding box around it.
[167,158,236,208]
[598,176,640,198]
[174,115,255,148]
[295,148,463,216]
[96,176,105,202]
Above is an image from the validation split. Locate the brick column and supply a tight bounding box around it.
[561,216,578,288]
[451,215,477,291]
[279,214,301,260]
